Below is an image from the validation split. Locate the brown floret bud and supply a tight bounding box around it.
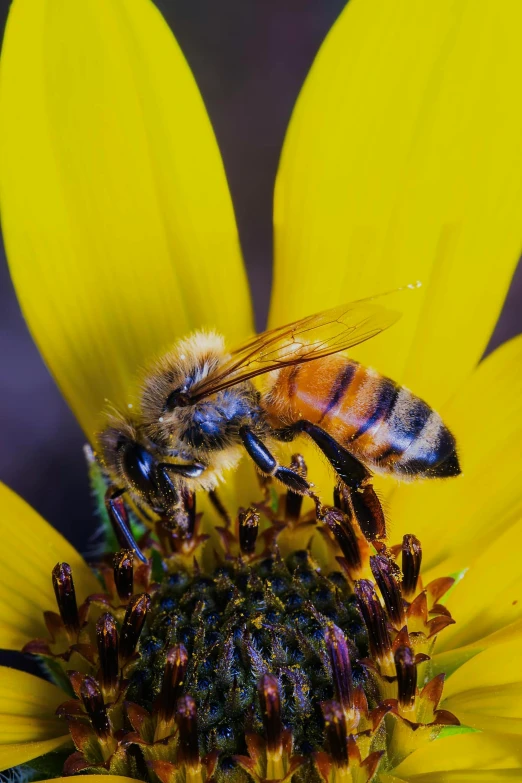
[119,593,151,662]
[370,554,405,627]
[258,674,283,757]
[239,507,260,554]
[402,534,422,598]
[113,549,134,602]
[52,562,79,634]
[325,624,353,713]
[355,580,392,662]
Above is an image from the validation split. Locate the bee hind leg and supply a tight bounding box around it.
[104,487,148,563]
[239,425,313,497]
[276,421,386,541]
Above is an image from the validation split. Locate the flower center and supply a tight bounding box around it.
[22,455,460,783]
[128,550,369,758]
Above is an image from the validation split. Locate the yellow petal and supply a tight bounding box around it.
[0,483,100,650]
[430,618,522,679]
[0,666,70,770]
[271,0,522,413]
[391,732,522,778]
[441,641,522,734]
[434,511,522,651]
[0,0,252,440]
[383,771,522,782]
[389,335,522,570]
[0,736,71,772]
[36,779,140,783]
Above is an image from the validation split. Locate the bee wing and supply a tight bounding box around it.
[190,295,402,400]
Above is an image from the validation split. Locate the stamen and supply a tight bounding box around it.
[325,625,353,713]
[113,549,134,602]
[394,645,417,708]
[320,506,361,571]
[355,580,392,662]
[119,593,151,662]
[321,700,348,767]
[239,508,260,554]
[155,644,189,740]
[370,555,405,627]
[402,535,422,598]
[258,674,283,759]
[96,612,119,695]
[176,695,200,768]
[80,676,111,740]
[52,562,79,634]
[285,454,307,523]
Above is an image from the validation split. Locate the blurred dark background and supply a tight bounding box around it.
[1,0,521,559]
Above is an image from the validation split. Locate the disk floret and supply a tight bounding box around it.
[21,461,460,783]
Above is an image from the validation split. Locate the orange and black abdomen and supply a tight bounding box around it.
[266,356,460,479]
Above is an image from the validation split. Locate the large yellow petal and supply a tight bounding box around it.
[271,0,522,412]
[433,513,522,651]
[441,641,522,734]
[389,335,522,569]
[36,779,139,783]
[0,483,100,650]
[0,667,70,770]
[382,772,522,782]
[0,0,252,440]
[0,736,71,772]
[390,732,522,779]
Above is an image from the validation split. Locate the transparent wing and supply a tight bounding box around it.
[190,293,403,401]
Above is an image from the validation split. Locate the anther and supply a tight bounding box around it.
[320,506,361,571]
[355,580,392,662]
[402,534,422,598]
[325,625,353,713]
[321,700,348,767]
[394,646,417,708]
[113,549,134,602]
[285,454,307,523]
[258,674,283,759]
[176,695,200,768]
[80,676,111,740]
[96,613,119,695]
[52,562,79,634]
[155,645,189,739]
[119,593,151,662]
[239,508,259,554]
[370,555,405,628]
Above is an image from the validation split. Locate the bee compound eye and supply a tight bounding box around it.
[164,389,191,411]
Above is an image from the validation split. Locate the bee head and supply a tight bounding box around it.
[140,330,226,446]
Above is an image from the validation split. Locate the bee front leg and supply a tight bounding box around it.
[239,425,312,495]
[275,420,386,541]
[104,487,148,563]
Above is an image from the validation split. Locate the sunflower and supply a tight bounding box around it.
[1,0,522,781]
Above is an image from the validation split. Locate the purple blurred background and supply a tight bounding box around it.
[1,0,521,560]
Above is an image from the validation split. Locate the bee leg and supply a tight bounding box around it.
[104,487,148,563]
[277,421,386,540]
[239,425,312,495]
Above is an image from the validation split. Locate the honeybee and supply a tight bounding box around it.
[98,295,460,558]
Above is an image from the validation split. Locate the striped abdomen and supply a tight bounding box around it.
[266,355,460,479]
